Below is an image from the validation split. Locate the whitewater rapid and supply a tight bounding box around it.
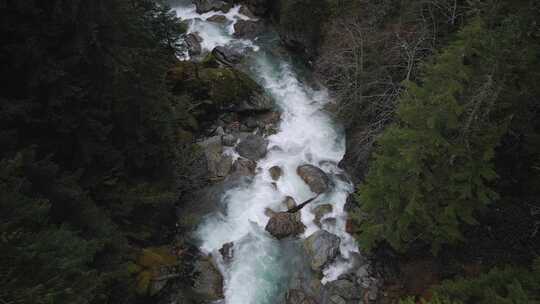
[172,2,359,303]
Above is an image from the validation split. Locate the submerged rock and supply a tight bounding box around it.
[194,0,231,14]
[269,165,282,180]
[265,212,306,239]
[235,134,268,161]
[297,164,331,194]
[303,230,340,271]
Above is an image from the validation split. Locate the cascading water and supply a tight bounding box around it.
[172,2,359,303]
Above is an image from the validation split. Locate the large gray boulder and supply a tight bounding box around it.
[236,134,268,161]
[297,164,331,194]
[194,0,232,13]
[192,257,224,301]
[265,212,306,239]
[199,136,232,179]
[303,230,340,271]
[212,46,244,66]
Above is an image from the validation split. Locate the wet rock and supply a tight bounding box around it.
[219,242,234,262]
[312,204,332,227]
[199,136,232,178]
[194,0,232,14]
[212,46,244,66]
[231,158,257,176]
[303,230,340,271]
[233,19,265,39]
[265,212,306,239]
[321,217,336,226]
[297,164,331,194]
[286,289,317,304]
[207,14,228,23]
[325,279,359,300]
[236,134,268,161]
[221,133,238,146]
[283,196,297,209]
[344,194,356,212]
[193,257,224,301]
[185,32,203,56]
[269,165,282,181]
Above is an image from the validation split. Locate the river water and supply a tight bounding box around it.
[171,2,359,303]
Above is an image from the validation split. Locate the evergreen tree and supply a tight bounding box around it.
[354,14,531,254]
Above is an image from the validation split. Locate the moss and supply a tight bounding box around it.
[137,246,177,269]
[136,270,152,295]
[198,67,260,107]
[167,62,265,115]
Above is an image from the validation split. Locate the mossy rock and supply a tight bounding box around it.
[167,62,273,116]
[137,246,177,268]
[133,246,178,296]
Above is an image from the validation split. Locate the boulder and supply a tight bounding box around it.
[283,196,297,209]
[269,165,282,180]
[219,242,234,262]
[207,14,228,23]
[193,257,224,301]
[194,0,232,13]
[236,134,268,161]
[265,212,306,239]
[212,46,244,66]
[286,289,317,304]
[324,279,360,300]
[167,62,274,115]
[221,133,238,146]
[312,204,332,227]
[231,158,257,176]
[303,230,340,271]
[185,32,203,56]
[233,19,265,39]
[199,136,232,178]
[297,164,331,194]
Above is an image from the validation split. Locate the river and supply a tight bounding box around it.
[172,2,359,303]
